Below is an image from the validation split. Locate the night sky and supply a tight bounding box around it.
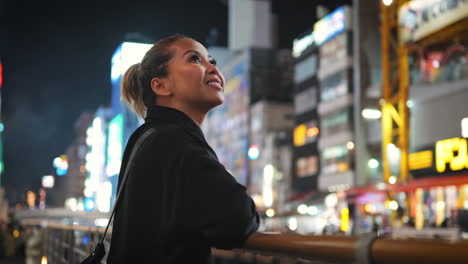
[0,0,348,202]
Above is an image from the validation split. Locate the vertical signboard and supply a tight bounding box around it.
[203,53,250,185]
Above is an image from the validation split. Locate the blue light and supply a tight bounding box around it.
[82,236,90,246]
[56,168,67,176]
[84,198,95,212]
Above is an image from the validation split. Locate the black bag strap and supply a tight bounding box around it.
[99,127,157,244]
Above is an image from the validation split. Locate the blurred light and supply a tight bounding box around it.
[94,218,109,227]
[388,176,397,184]
[462,117,468,138]
[65,198,78,211]
[328,185,337,192]
[307,127,319,137]
[293,31,314,58]
[252,194,264,208]
[0,123,4,133]
[106,114,124,176]
[288,217,298,231]
[297,204,308,214]
[389,200,399,210]
[13,229,19,238]
[262,164,274,207]
[407,100,414,108]
[325,193,338,208]
[84,187,93,198]
[379,98,386,105]
[307,206,318,216]
[42,175,55,188]
[364,203,376,214]
[266,208,275,217]
[82,236,90,246]
[340,208,350,232]
[376,182,386,190]
[41,256,48,264]
[368,159,379,169]
[248,145,260,160]
[346,141,355,150]
[436,201,445,210]
[432,60,440,68]
[84,197,95,212]
[362,109,382,119]
[382,0,393,6]
[96,181,113,212]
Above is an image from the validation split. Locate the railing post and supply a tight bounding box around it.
[353,233,378,264]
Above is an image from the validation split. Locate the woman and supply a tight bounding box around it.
[107,35,260,263]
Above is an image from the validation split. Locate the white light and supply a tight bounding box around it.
[248,145,260,160]
[389,200,399,210]
[346,141,355,150]
[382,0,393,6]
[266,208,275,217]
[84,187,93,198]
[436,201,445,210]
[307,206,318,216]
[388,176,397,184]
[42,175,55,188]
[432,60,440,68]
[263,164,274,207]
[462,117,468,138]
[376,182,386,190]
[325,193,338,208]
[407,100,414,108]
[368,159,379,169]
[298,204,308,214]
[94,218,110,227]
[288,217,298,231]
[362,109,382,119]
[96,181,113,213]
[41,256,48,264]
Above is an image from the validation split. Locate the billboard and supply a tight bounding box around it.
[399,0,468,43]
[106,114,124,177]
[110,42,153,115]
[203,53,250,185]
[313,6,351,46]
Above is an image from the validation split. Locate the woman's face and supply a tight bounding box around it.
[164,38,225,112]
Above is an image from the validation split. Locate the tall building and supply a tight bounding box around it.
[64,112,94,202]
[203,0,294,225]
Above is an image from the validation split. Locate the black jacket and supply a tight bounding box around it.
[107,106,259,264]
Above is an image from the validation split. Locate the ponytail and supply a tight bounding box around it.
[121,63,147,119]
[120,34,191,119]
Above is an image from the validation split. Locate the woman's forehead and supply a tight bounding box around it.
[171,38,208,57]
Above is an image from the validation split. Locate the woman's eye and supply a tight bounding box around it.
[190,54,201,63]
[209,58,217,66]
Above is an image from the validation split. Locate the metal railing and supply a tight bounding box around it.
[26,222,468,264]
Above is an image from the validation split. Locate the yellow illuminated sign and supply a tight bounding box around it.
[340,207,349,232]
[409,150,433,170]
[293,124,307,147]
[436,137,468,173]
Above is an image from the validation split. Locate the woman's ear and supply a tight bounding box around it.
[151,78,172,96]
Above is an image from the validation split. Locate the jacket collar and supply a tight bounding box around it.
[145,105,207,144]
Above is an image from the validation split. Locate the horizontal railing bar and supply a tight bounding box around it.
[37,223,468,264]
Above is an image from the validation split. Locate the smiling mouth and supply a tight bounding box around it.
[206,81,223,90]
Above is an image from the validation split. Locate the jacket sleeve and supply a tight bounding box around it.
[182,145,260,250]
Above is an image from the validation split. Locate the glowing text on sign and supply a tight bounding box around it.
[436,137,468,173]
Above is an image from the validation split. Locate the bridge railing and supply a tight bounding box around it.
[24,221,468,264]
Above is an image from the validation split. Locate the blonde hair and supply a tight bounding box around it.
[121,34,190,119]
